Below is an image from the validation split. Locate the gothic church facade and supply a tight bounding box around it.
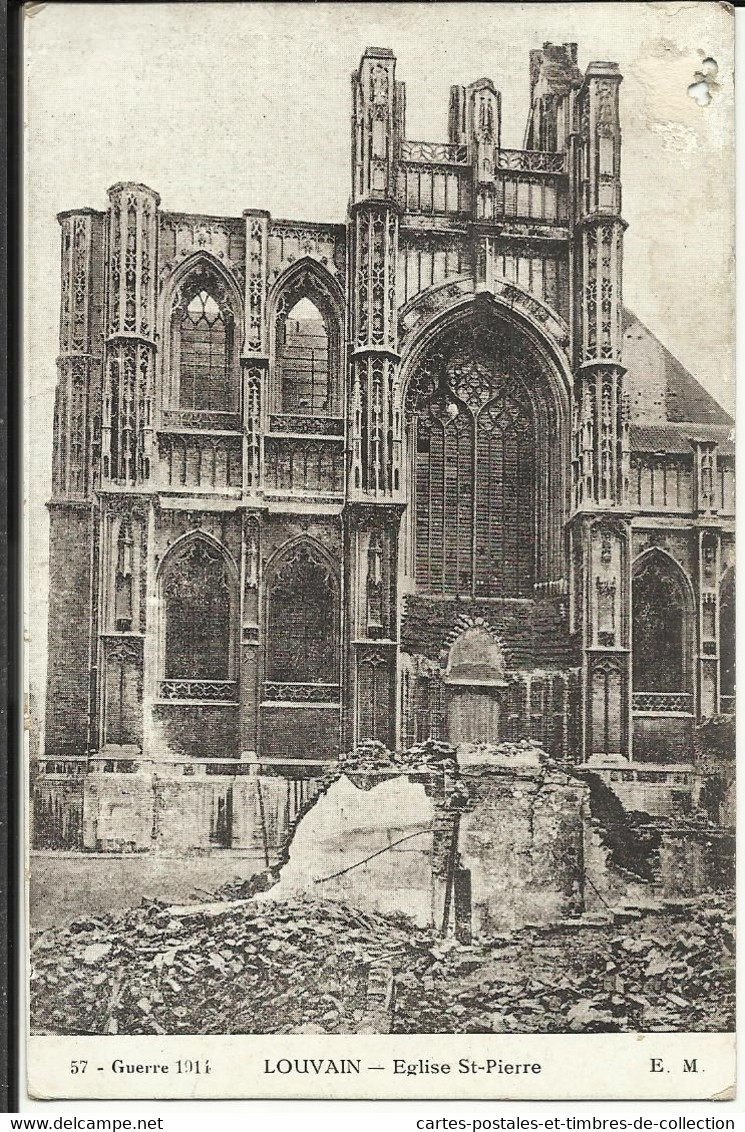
[43,45,734,845]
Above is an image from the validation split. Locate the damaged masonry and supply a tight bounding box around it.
[31,739,734,1035]
[32,39,734,1040]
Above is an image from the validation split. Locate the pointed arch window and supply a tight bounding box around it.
[267,545,337,686]
[278,298,331,416]
[179,291,231,412]
[272,267,342,420]
[167,261,241,426]
[161,539,234,690]
[406,315,537,598]
[632,555,692,711]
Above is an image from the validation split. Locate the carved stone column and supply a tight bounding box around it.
[54,208,106,500]
[571,66,628,511]
[472,80,498,287]
[346,49,406,749]
[568,64,631,762]
[98,183,159,760]
[242,209,269,498]
[46,207,106,758]
[102,183,159,488]
[239,513,262,755]
[469,79,501,225]
[697,528,720,720]
[349,48,403,498]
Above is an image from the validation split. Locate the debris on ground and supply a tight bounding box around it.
[30,890,734,1036]
[393,893,734,1034]
[30,899,416,1036]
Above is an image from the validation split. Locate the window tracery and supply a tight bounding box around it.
[632,555,690,694]
[162,539,233,681]
[267,545,338,685]
[167,260,240,423]
[179,291,230,412]
[406,314,537,598]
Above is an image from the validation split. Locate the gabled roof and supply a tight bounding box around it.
[622,310,733,458]
[630,422,734,457]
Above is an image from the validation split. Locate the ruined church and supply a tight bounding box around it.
[40,44,734,851]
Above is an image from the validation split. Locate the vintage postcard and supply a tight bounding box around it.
[24,1,735,1102]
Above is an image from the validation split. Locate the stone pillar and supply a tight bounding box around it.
[46,208,106,757]
[571,65,628,511]
[54,208,106,500]
[470,80,501,278]
[349,47,403,498]
[346,49,406,750]
[102,183,159,488]
[697,528,720,720]
[242,209,270,497]
[568,64,631,762]
[98,183,159,758]
[238,210,270,752]
[690,440,721,719]
[470,79,501,225]
[239,512,262,755]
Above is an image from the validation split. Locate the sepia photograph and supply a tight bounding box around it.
[23,0,734,1100]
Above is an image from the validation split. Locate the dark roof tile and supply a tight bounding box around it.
[630,423,734,456]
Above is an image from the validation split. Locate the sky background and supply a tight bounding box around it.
[24,1,734,723]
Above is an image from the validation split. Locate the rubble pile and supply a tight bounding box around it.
[393,895,735,1034]
[30,898,415,1036]
[339,738,458,774]
[31,891,733,1036]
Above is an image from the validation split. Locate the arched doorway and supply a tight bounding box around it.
[444,625,508,745]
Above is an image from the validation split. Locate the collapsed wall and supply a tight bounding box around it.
[259,740,604,936]
[260,773,438,925]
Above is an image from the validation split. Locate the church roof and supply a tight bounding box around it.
[622,309,733,455]
[630,422,734,456]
